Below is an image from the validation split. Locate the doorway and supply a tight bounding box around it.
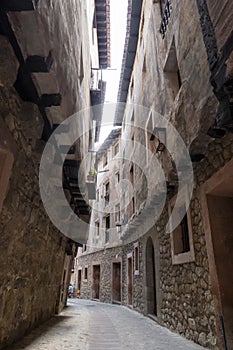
[92,264,100,300]
[127,255,133,306]
[146,237,157,316]
[206,193,233,349]
[112,262,121,303]
[77,269,82,293]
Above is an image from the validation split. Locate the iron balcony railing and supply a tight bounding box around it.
[159,0,172,39]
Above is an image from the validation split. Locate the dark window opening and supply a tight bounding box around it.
[177,67,182,90]
[95,221,100,237]
[103,153,107,167]
[105,215,110,243]
[115,171,120,183]
[130,166,134,185]
[84,267,88,280]
[173,206,190,255]
[104,182,110,205]
[180,213,190,252]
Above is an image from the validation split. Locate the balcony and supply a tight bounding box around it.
[159,0,172,39]
[90,68,106,142]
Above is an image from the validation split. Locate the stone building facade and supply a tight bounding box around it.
[77,1,233,349]
[0,0,110,348]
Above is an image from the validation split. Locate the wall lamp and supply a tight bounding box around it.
[150,127,166,153]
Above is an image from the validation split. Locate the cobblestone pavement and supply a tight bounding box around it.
[8,299,207,350]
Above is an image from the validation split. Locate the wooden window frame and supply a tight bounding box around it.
[169,189,195,265]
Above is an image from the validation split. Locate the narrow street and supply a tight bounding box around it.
[8,299,206,350]
[0,0,232,349]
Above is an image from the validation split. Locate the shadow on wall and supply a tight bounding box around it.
[5,314,73,350]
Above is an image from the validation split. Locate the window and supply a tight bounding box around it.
[115,204,120,223]
[130,165,134,186]
[96,189,99,202]
[103,153,107,167]
[79,45,84,84]
[134,242,139,275]
[122,149,125,164]
[82,244,87,253]
[104,181,110,205]
[105,214,110,243]
[169,191,195,265]
[131,112,135,147]
[164,38,182,99]
[95,220,100,237]
[146,112,154,165]
[130,196,135,218]
[142,55,146,87]
[113,143,119,157]
[173,210,190,254]
[130,77,134,98]
[84,267,88,281]
[115,171,120,183]
[131,133,135,144]
[129,166,135,217]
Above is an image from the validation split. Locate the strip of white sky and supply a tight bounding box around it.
[96,0,128,145]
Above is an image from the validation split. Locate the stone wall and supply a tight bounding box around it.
[77,246,123,302]
[76,0,233,349]
[0,35,75,348]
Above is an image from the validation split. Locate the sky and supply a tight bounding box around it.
[97,0,128,145]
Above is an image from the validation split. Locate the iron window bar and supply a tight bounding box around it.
[159,0,172,39]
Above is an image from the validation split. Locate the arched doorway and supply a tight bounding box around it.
[146,237,157,316]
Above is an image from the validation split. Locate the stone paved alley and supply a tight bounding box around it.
[7,299,207,350]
